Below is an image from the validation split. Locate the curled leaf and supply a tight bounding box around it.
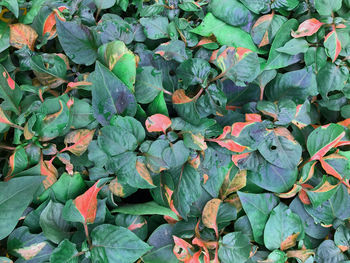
[145,114,172,134]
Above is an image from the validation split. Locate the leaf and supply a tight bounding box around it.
[7,226,54,262]
[191,13,260,53]
[251,14,287,47]
[202,198,222,237]
[291,18,324,38]
[220,165,247,199]
[98,40,136,91]
[208,0,251,27]
[316,62,349,99]
[39,201,71,244]
[154,40,188,63]
[63,180,102,224]
[135,66,163,104]
[0,64,22,114]
[50,239,79,263]
[324,30,342,62]
[315,240,347,262]
[238,191,279,244]
[9,23,38,51]
[176,58,212,87]
[0,21,10,53]
[56,19,97,66]
[94,0,116,9]
[140,16,169,40]
[146,114,172,133]
[265,19,301,70]
[218,232,251,263]
[90,61,137,125]
[172,89,201,125]
[0,176,43,240]
[276,38,309,55]
[112,201,179,220]
[314,0,342,16]
[265,66,317,103]
[30,54,67,88]
[0,0,18,18]
[307,124,345,161]
[264,203,304,251]
[172,164,201,219]
[61,129,95,156]
[91,224,152,262]
[210,46,260,86]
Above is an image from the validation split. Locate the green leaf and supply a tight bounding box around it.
[276,38,309,55]
[315,240,347,263]
[307,124,345,161]
[39,201,71,244]
[265,19,301,70]
[0,21,10,53]
[210,46,260,86]
[154,40,188,63]
[0,176,43,240]
[209,0,251,26]
[56,19,97,66]
[21,0,47,24]
[191,13,260,53]
[238,192,279,244]
[264,203,304,251]
[238,0,270,13]
[218,232,251,263]
[251,14,287,48]
[50,239,79,263]
[265,66,317,103]
[0,64,22,114]
[147,91,169,116]
[91,224,152,263]
[135,66,163,104]
[89,61,137,125]
[176,58,211,87]
[172,164,201,219]
[94,0,116,9]
[314,0,342,16]
[97,40,136,91]
[0,0,18,18]
[317,62,349,99]
[257,128,302,169]
[140,16,169,40]
[112,201,179,220]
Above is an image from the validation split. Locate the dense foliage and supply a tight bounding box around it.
[0,0,350,262]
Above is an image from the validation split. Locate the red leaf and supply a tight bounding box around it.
[40,157,58,189]
[145,114,172,134]
[324,30,342,62]
[61,129,95,156]
[2,69,15,90]
[310,131,345,161]
[43,6,67,38]
[245,113,262,122]
[73,181,103,224]
[291,18,324,38]
[208,126,246,152]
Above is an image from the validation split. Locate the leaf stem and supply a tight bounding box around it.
[84,223,92,249]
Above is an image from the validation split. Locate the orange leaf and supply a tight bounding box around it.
[280,232,300,250]
[145,114,172,134]
[291,18,324,38]
[43,6,67,39]
[202,198,222,238]
[109,177,126,197]
[0,106,14,126]
[173,236,193,262]
[73,180,103,224]
[136,159,155,186]
[40,158,58,189]
[9,24,38,51]
[61,129,95,156]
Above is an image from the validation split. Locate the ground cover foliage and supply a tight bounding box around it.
[0,0,350,262]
